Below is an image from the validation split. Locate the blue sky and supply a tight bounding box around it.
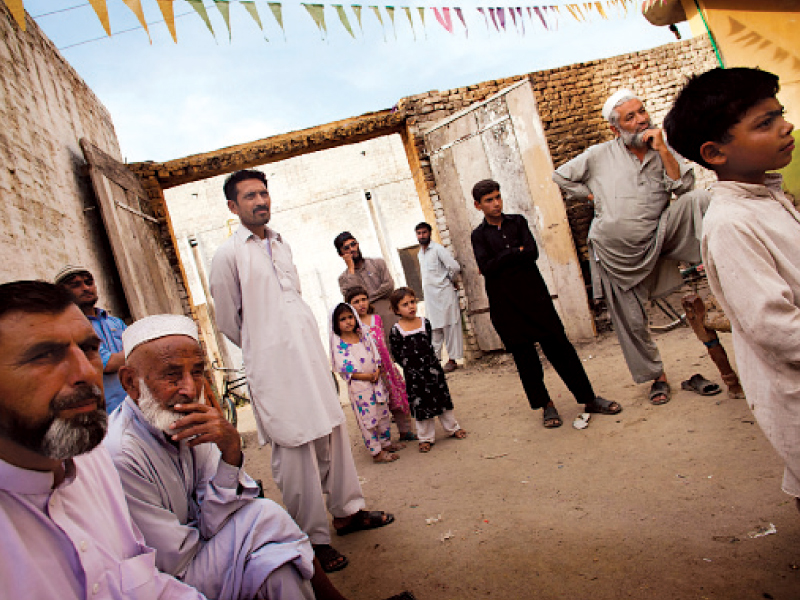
[26,1,692,163]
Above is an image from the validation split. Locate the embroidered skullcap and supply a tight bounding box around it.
[54,265,92,285]
[122,314,199,358]
[602,89,639,122]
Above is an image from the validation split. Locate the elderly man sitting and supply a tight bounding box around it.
[107,315,324,600]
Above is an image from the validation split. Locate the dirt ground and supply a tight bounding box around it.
[237,326,799,600]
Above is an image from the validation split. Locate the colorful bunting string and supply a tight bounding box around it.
[18,0,641,47]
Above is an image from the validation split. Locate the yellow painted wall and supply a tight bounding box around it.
[682,0,800,194]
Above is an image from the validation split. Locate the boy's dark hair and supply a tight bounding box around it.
[223,170,268,203]
[333,231,355,256]
[472,179,500,203]
[0,280,75,327]
[389,286,416,315]
[344,286,370,305]
[664,67,780,169]
[415,222,432,233]
[332,302,360,336]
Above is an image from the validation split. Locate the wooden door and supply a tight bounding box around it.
[80,139,184,319]
[424,80,595,351]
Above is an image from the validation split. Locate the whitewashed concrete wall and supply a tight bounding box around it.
[0,4,127,316]
[165,134,426,366]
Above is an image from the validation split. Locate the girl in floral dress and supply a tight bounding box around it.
[345,286,417,442]
[330,302,407,463]
[388,287,467,453]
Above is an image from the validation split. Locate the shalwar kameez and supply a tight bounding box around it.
[107,398,315,600]
[553,137,710,383]
[210,225,365,546]
[702,174,800,498]
[418,241,464,361]
[339,257,398,340]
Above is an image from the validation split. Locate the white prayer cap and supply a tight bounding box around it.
[54,264,92,285]
[123,314,199,358]
[602,89,639,122]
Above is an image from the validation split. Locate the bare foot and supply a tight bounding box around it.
[373,450,399,463]
[418,442,433,453]
[451,429,467,439]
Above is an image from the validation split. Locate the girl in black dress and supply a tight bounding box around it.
[388,287,467,453]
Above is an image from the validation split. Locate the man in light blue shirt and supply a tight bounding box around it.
[55,265,128,413]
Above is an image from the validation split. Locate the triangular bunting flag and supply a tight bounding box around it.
[477,7,490,33]
[488,7,499,32]
[369,6,387,42]
[454,7,468,37]
[303,4,328,39]
[121,0,151,42]
[402,7,416,41]
[595,1,609,19]
[516,7,525,35]
[509,7,518,33]
[241,1,264,29]
[5,0,26,31]
[213,0,232,40]
[565,4,583,22]
[352,4,364,32]
[156,0,177,42]
[386,6,397,39]
[548,6,560,30]
[417,6,427,37]
[497,7,506,30]
[268,2,286,39]
[187,0,215,38]
[87,0,111,36]
[432,7,453,34]
[333,5,356,38]
[532,6,548,30]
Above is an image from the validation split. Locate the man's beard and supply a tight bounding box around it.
[352,249,364,264]
[619,122,652,149]
[0,384,107,460]
[137,379,203,433]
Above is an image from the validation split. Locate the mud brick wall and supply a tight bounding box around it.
[0,4,132,315]
[401,35,717,269]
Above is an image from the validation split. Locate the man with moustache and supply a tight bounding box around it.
[55,265,128,413]
[335,231,397,339]
[553,89,712,405]
[107,314,357,600]
[210,170,394,576]
[0,281,204,599]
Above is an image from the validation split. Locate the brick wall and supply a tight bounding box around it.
[0,4,128,315]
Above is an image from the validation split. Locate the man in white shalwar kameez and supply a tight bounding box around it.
[107,315,317,600]
[553,89,711,405]
[415,222,463,372]
[209,170,395,575]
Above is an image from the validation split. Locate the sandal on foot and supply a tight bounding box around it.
[542,404,562,428]
[649,380,671,405]
[373,451,399,464]
[418,441,433,453]
[313,544,349,573]
[335,510,395,537]
[450,429,468,439]
[385,442,407,452]
[584,396,623,415]
[399,432,418,442]
[681,373,721,396]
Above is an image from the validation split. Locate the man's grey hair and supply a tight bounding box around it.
[607,92,640,127]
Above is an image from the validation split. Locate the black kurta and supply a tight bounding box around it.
[389,318,454,421]
[470,214,565,347]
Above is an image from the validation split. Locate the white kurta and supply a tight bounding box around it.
[702,174,800,497]
[106,398,314,600]
[418,241,461,329]
[210,225,345,447]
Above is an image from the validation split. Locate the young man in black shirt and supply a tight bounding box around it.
[470,179,621,427]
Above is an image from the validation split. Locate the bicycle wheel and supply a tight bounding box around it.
[222,395,238,429]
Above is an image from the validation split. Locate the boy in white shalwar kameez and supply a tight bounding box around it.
[665,67,800,513]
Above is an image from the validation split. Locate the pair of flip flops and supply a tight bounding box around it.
[650,374,721,405]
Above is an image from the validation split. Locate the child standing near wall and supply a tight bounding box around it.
[330,302,407,463]
[665,67,800,512]
[345,286,416,442]
[388,287,467,453]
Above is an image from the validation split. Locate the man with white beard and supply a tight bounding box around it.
[0,281,205,600]
[106,314,369,600]
[553,89,713,406]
